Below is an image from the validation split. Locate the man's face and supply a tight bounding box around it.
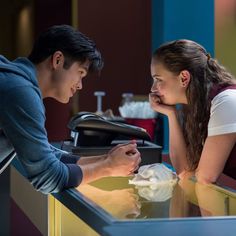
[51,60,89,103]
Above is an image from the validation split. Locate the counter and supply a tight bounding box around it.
[52,173,236,236]
[9,145,236,236]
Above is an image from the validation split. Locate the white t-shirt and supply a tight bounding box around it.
[208,89,236,136]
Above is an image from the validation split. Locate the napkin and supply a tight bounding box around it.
[129,163,177,186]
[129,163,178,202]
[119,101,157,118]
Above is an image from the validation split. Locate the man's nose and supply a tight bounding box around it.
[77,82,82,90]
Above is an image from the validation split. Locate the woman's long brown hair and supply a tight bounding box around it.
[152,40,236,170]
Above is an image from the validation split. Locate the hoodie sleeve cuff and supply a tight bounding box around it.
[60,153,80,164]
[64,164,83,188]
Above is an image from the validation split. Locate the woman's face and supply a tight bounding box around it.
[150,62,188,105]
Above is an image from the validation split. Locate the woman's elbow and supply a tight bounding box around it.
[195,172,217,185]
[177,170,194,180]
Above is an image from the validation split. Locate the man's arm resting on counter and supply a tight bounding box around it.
[77,154,107,165]
[79,159,111,184]
[77,143,140,184]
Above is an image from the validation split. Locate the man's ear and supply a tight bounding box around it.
[51,51,64,69]
[179,70,191,87]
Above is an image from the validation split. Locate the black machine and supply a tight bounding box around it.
[67,111,151,146]
[62,112,162,166]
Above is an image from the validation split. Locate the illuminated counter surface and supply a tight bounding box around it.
[52,174,236,236]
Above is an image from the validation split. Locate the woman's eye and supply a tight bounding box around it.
[155,78,162,83]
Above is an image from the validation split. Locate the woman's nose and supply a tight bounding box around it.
[151,83,158,93]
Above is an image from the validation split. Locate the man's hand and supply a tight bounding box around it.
[106,142,141,176]
[79,141,141,184]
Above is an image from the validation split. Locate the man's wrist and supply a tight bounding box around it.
[79,157,111,184]
[77,154,108,165]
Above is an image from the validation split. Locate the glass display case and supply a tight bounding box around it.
[51,175,236,236]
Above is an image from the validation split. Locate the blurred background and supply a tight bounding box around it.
[2,1,236,235]
[0,0,234,147]
[0,0,152,141]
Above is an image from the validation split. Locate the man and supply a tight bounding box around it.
[0,24,141,194]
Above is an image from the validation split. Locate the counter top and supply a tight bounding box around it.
[52,174,236,236]
[13,143,236,235]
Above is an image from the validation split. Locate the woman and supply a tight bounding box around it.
[149,39,236,183]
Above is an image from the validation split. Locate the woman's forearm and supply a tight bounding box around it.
[168,111,190,175]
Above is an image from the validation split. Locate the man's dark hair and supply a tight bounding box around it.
[28,24,103,72]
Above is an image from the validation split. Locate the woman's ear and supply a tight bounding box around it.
[179,70,191,87]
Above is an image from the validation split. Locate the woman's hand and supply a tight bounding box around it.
[149,92,176,117]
